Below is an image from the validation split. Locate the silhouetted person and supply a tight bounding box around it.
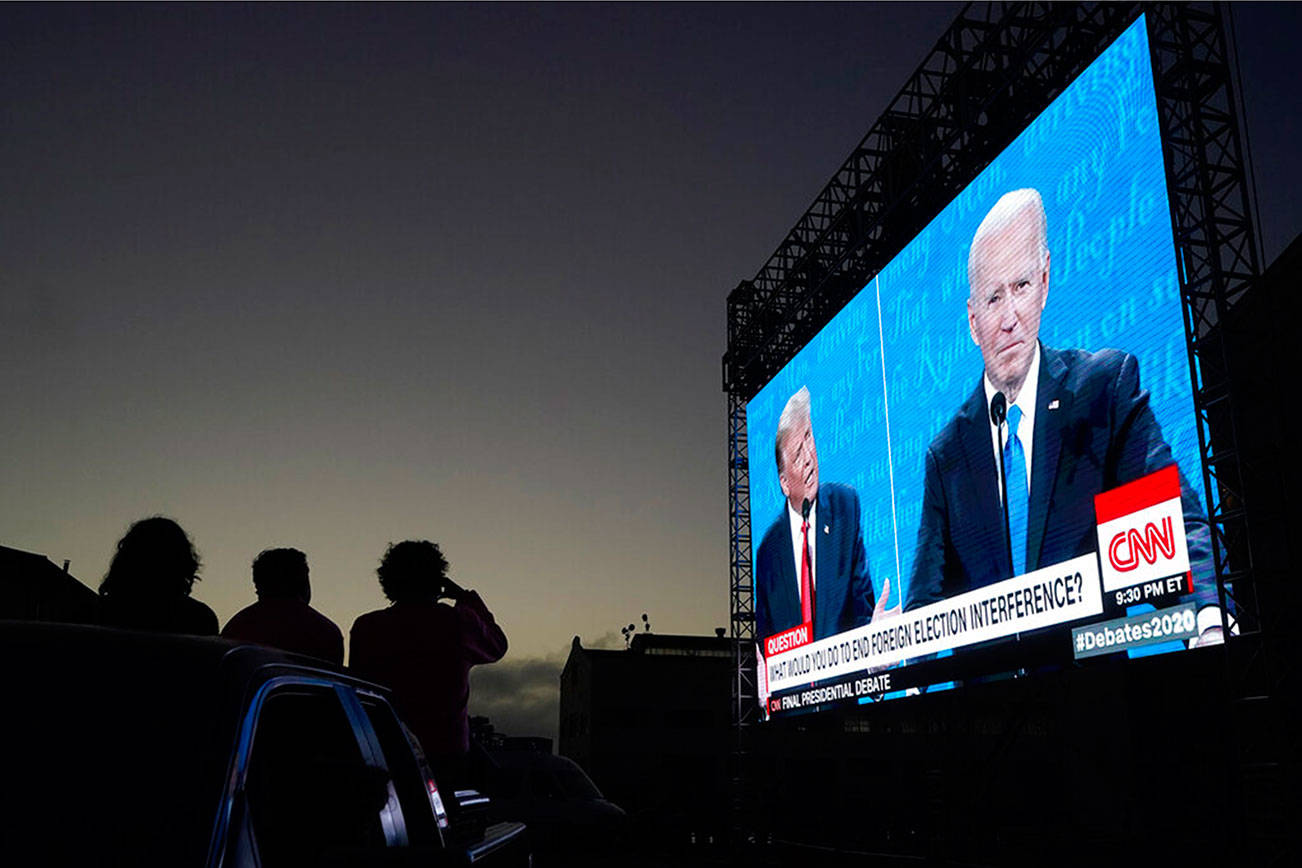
[98,516,218,635]
[349,540,507,789]
[221,548,344,664]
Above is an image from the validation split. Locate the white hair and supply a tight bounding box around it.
[967,188,1049,294]
[774,386,811,471]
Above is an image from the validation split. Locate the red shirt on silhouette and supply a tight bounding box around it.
[349,590,507,756]
[221,598,344,665]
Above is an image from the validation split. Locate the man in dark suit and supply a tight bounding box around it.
[906,188,1222,642]
[756,386,891,642]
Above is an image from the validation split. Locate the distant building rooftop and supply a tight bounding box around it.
[628,631,732,657]
[559,629,734,834]
[566,629,733,659]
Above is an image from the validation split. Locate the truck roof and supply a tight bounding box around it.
[0,620,382,865]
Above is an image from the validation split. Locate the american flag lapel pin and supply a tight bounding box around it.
[1048,398,1060,410]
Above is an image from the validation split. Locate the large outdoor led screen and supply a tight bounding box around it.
[748,17,1226,719]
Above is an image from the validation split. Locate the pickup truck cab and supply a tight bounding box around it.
[1,621,527,867]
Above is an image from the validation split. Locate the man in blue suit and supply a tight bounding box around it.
[906,188,1223,643]
[755,386,890,642]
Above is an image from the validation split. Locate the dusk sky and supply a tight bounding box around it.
[4,3,1298,739]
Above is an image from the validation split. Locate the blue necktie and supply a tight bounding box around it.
[1005,404,1028,577]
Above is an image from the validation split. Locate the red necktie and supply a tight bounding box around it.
[800,519,814,624]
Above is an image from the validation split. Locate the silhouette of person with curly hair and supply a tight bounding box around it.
[98,516,218,635]
[349,540,507,786]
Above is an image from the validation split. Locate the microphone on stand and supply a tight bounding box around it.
[991,391,1026,667]
[801,498,812,521]
[990,392,1012,578]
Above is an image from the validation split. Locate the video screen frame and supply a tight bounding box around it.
[743,15,1233,719]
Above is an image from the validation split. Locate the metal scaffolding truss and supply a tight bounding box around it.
[1149,3,1261,642]
[727,5,1143,733]
[1148,9,1282,860]
[723,2,1140,400]
[727,389,757,728]
[723,3,1271,855]
[726,2,1142,733]
[724,0,1262,732]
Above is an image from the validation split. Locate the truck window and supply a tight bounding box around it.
[360,695,446,846]
[245,689,389,866]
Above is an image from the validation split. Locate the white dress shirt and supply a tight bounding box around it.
[786,498,817,600]
[983,342,1041,505]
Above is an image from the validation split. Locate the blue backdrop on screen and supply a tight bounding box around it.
[747,17,1203,617]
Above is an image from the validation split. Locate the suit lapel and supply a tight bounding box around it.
[1027,345,1068,570]
[957,384,1011,578]
[772,507,801,635]
[813,488,839,639]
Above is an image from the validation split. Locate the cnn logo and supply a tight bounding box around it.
[1107,516,1176,572]
[1094,467,1190,593]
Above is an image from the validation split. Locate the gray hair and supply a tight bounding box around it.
[967,188,1049,295]
[774,386,811,471]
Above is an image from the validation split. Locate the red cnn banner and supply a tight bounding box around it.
[764,622,813,658]
[1093,465,1191,593]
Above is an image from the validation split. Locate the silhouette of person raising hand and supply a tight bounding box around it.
[349,540,507,788]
